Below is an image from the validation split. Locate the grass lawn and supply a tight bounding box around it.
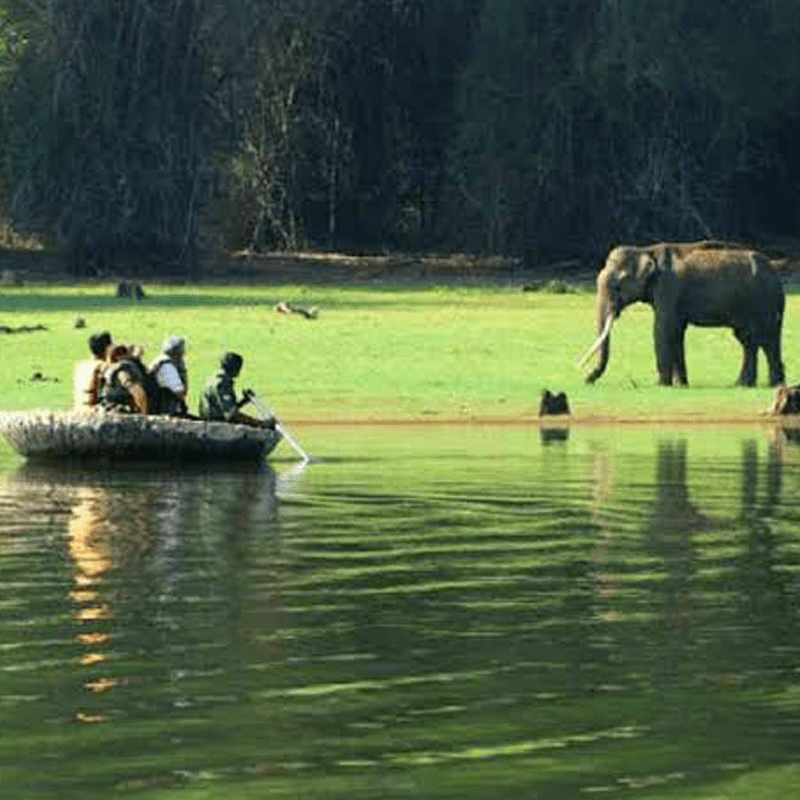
[0,279,796,425]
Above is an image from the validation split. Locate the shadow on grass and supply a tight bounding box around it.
[0,292,270,313]
[0,284,554,314]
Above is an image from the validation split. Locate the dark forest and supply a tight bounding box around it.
[2,0,800,275]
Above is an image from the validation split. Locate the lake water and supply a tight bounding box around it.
[2,423,800,799]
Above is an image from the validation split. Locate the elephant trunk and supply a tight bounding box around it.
[581,292,615,383]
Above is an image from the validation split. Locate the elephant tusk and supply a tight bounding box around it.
[576,314,614,368]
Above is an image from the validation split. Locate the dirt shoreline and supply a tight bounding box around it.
[287,412,796,427]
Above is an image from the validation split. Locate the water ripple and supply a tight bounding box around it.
[1,428,800,798]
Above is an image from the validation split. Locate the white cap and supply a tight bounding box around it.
[163,335,185,354]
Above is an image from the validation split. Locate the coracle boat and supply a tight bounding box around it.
[0,410,281,462]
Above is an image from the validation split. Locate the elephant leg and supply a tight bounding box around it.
[654,314,679,385]
[758,308,785,386]
[671,322,689,385]
[654,324,672,385]
[761,339,785,386]
[733,327,757,386]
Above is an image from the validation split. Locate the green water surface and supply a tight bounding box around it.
[1,423,799,799]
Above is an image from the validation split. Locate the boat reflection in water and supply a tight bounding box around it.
[2,460,281,726]
[68,484,124,720]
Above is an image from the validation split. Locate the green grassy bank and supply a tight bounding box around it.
[0,281,795,424]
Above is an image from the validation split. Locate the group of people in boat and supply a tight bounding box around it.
[73,331,274,428]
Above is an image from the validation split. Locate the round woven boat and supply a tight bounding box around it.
[0,410,281,462]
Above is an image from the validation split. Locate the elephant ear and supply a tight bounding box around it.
[639,250,668,300]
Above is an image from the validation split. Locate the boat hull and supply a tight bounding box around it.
[0,410,281,462]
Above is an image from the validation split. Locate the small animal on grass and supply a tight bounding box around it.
[116,281,145,300]
[767,385,800,415]
[23,372,60,383]
[539,389,569,416]
[275,301,318,319]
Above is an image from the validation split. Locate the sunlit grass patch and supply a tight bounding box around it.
[0,281,793,426]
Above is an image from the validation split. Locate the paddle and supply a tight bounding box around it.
[247,392,312,463]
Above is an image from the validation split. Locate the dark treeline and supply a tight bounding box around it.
[1,0,800,275]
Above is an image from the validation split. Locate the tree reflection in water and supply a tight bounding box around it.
[1,430,799,799]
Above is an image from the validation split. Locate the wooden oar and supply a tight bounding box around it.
[248,393,312,463]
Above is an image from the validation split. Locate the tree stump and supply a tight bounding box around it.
[539,389,569,416]
[116,281,145,299]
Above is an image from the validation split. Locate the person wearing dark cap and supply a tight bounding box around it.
[148,335,189,416]
[73,331,113,408]
[198,352,274,428]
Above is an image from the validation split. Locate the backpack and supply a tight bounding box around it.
[99,359,153,411]
[129,356,160,410]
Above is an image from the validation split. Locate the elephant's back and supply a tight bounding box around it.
[678,248,778,282]
[677,248,783,324]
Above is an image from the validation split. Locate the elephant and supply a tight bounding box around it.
[579,241,785,387]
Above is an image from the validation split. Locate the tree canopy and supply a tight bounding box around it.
[1,0,799,274]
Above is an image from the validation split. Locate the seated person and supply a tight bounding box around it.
[98,344,149,414]
[198,352,274,428]
[73,331,112,408]
[149,335,189,416]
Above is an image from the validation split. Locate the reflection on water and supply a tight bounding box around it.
[0,462,278,758]
[69,485,119,715]
[1,427,800,799]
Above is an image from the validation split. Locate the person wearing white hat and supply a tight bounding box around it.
[148,335,188,416]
